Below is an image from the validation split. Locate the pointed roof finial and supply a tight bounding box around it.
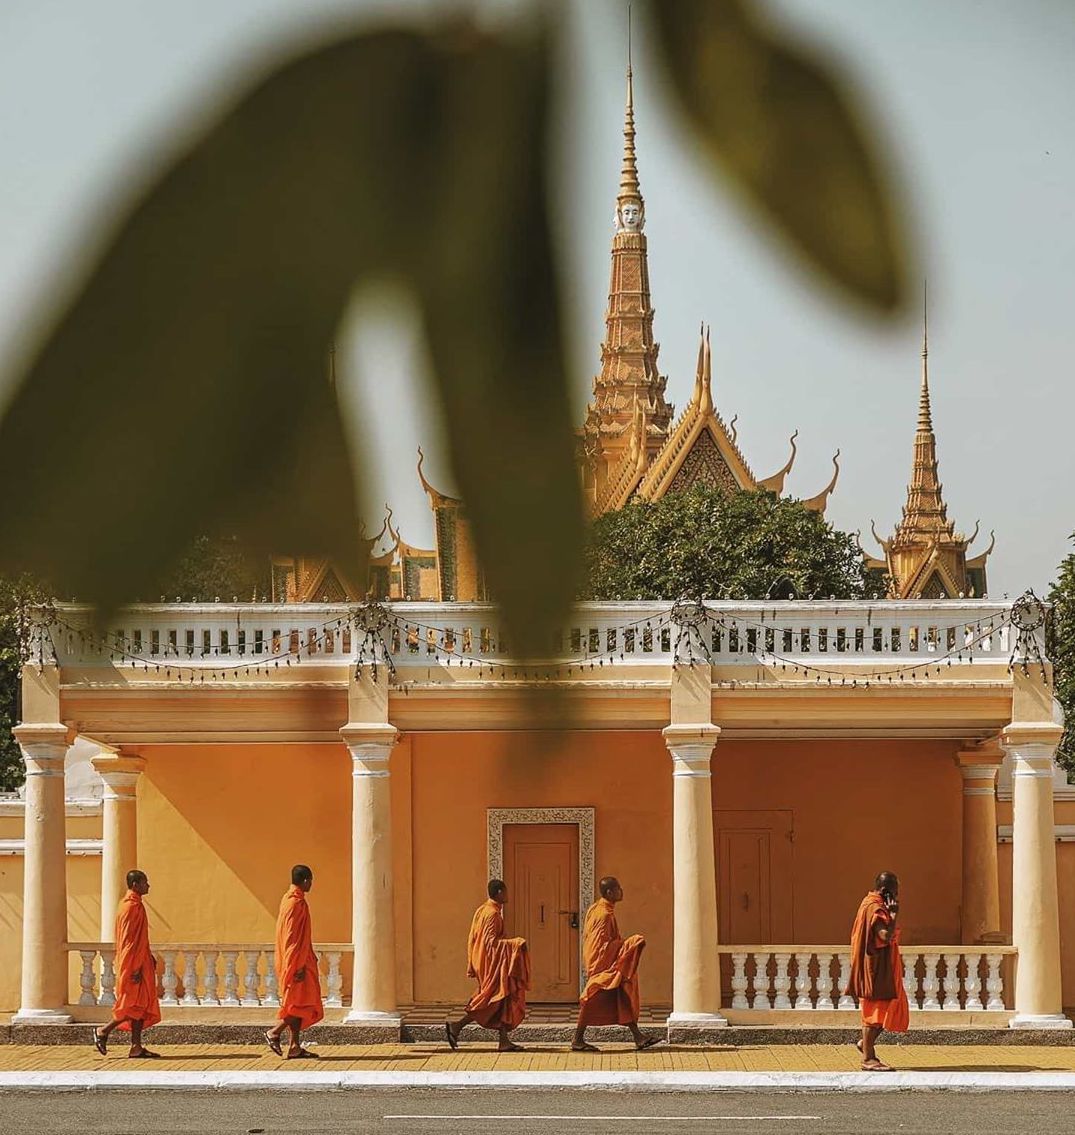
[918,279,932,431]
[616,5,643,229]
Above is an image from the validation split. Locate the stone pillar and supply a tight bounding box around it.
[340,717,400,1032]
[14,722,73,1022]
[1002,721,1072,1028]
[90,749,146,941]
[956,745,1004,945]
[663,723,726,1031]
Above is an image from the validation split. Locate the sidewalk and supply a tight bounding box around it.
[5,1041,1075,1076]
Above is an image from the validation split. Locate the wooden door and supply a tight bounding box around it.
[503,823,580,1001]
[715,810,794,945]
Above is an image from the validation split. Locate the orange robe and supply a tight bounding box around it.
[846,890,909,1033]
[464,899,530,1030]
[275,885,324,1029]
[577,898,646,1026]
[111,889,161,1031]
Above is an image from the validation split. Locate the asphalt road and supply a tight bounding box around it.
[3,1089,1075,1135]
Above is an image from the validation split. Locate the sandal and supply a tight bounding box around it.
[571,1042,599,1053]
[129,1048,161,1059]
[498,1041,525,1052]
[861,1058,893,1072]
[636,1035,662,1051]
[445,1021,458,1051]
[286,1047,319,1059]
[92,1027,107,1057]
[265,1030,283,1057]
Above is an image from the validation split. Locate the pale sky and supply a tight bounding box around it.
[1,0,1073,597]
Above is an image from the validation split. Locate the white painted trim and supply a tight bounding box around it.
[487,806,595,995]
[0,837,102,857]
[4,1070,1075,1092]
[998,825,1075,844]
[0,798,102,817]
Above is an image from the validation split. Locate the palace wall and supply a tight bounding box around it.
[0,812,100,1012]
[7,736,1075,1013]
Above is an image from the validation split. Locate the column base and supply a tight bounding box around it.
[1009,1013,1074,1030]
[342,1009,403,1042]
[666,1011,728,1045]
[12,1008,74,1024]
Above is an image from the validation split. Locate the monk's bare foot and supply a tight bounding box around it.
[92,1027,107,1056]
[287,1046,319,1059]
[265,1029,283,1057]
[571,1042,599,1053]
[498,1041,525,1052]
[635,1035,662,1051]
[861,1058,893,1072]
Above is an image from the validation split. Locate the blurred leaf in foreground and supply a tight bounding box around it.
[0,22,581,657]
[651,0,909,313]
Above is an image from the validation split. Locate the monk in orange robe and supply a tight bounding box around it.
[92,870,161,1058]
[846,871,909,1071]
[265,864,324,1059]
[446,879,530,1052]
[572,876,660,1052]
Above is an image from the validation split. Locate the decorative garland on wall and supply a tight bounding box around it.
[27,590,1048,691]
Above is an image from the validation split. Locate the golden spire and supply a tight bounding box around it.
[894,282,953,544]
[579,12,672,490]
[618,11,641,216]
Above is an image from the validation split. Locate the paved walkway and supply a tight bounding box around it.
[5,1041,1075,1074]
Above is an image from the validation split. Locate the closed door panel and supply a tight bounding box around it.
[504,823,579,1001]
[720,830,772,944]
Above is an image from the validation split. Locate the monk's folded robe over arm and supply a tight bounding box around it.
[846,890,909,1033]
[276,885,324,1030]
[577,898,646,1026]
[464,899,530,1030]
[112,890,161,1031]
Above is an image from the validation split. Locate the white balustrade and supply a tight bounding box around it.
[718,947,1016,1015]
[65,943,351,1009]
[730,953,749,1010]
[772,953,793,1009]
[815,953,837,1011]
[46,600,1018,677]
[793,952,813,1009]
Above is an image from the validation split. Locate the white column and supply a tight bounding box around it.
[663,723,726,1029]
[1003,721,1072,1029]
[955,747,1003,945]
[90,750,146,941]
[13,723,73,1022]
[340,721,400,1027]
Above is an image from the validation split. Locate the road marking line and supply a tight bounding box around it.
[383,1117,823,1122]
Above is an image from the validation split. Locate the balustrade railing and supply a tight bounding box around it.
[718,946,1016,1012]
[45,600,1019,673]
[67,943,351,1009]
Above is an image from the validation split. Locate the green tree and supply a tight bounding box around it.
[581,487,885,601]
[0,574,52,791]
[153,535,271,603]
[1048,535,1075,774]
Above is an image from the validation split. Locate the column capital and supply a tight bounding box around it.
[91,751,147,799]
[1002,722,1064,750]
[340,722,399,750]
[13,723,69,776]
[662,724,720,750]
[955,746,1004,786]
[341,723,399,778]
[663,724,720,778]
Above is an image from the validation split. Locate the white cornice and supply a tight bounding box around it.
[0,837,102,856]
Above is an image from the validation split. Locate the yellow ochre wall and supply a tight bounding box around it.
[15,735,1075,1014]
[0,813,101,1012]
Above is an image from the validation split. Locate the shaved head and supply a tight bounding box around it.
[874,871,899,893]
[599,876,619,898]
